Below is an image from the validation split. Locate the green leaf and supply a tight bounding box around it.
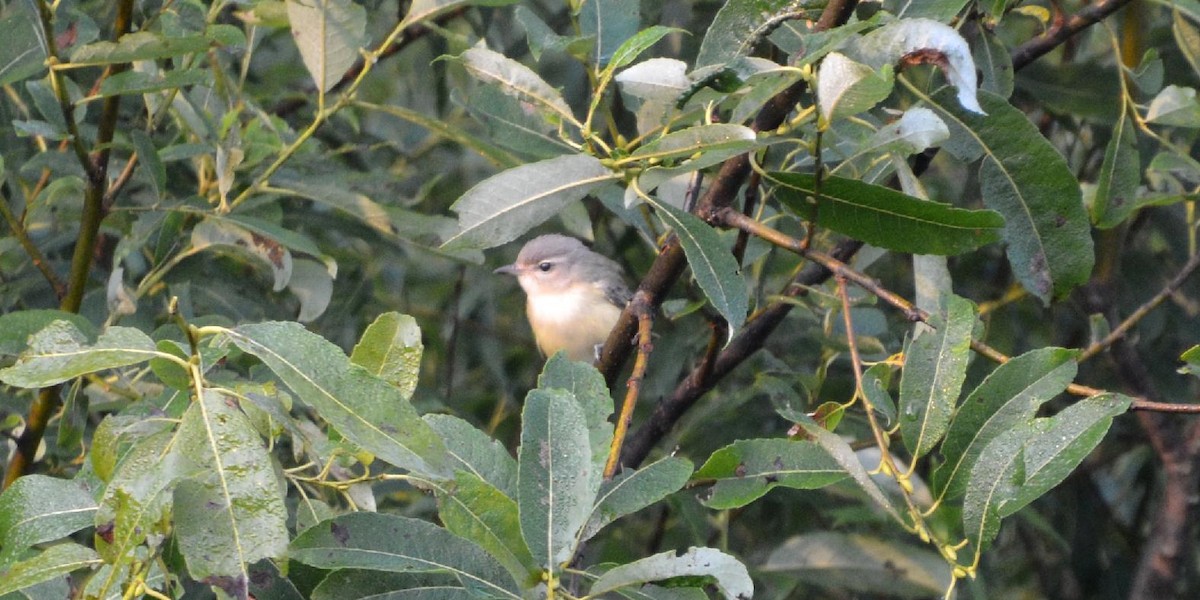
[0,544,101,596]
[0,321,164,388]
[69,26,244,66]
[311,570,469,600]
[579,0,641,67]
[644,197,747,340]
[285,0,367,93]
[94,428,177,565]
[580,456,693,542]
[96,68,210,97]
[0,310,96,356]
[770,173,1005,255]
[403,0,519,27]
[784,413,906,522]
[590,547,753,599]
[1182,345,1200,378]
[926,88,1095,302]
[696,0,810,68]
[760,532,952,598]
[605,26,679,73]
[437,472,538,584]
[425,414,519,498]
[1091,112,1141,229]
[1145,85,1200,127]
[884,0,971,20]
[899,295,975,459]
[817,53,894,123]
[973,26,1013,98]
[518,388,595,571]
[454,47,579,130]
[289,512,520,598]
[862,363,897,427]
[693,439,845,509]
[0,3,47,87]
[933,347,1077,503]
[962,424,1030,558]
[537,355,614,490]
[442,154,617,251]
[999,393,1131,517]
[171,390,289,587]
[129,131,165,202]
[459,84,576,158]
[223,322,449,478]
[350,312,423,400]
[631,123,758,165]
[0,476,97,567]
[1175,9,1200,79]
[191,218,294,292]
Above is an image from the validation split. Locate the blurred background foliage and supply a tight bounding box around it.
[1,0,1199,598]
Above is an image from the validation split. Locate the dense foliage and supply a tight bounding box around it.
[1,0,1199,598]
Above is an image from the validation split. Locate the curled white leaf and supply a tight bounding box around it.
[817,52,894,122]
[847,18,985,115]
[866,107,950,155]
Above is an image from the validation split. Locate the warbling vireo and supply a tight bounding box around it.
[495,234,632,363]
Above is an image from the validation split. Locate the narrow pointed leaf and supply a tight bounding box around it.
[286,0,367,92]
[630,124,758,165]
[817,52,894,122]
[537,355,614,490]
[645,197,747,339]
[425,414,518,498]
[899,295,975,459]
[580,0,640,67]
[973,26,1013,98]
[926,88,1094,302]
[591,547,752,599]
[605,26,679,72]
[518,389,594,571]
[311,570,469,600]
[0,321,164,388]
[999,393,1131,517]
[580,456,692,542]
[438,472,538,584]
[442,154,617,250]
[785,415,906,523]
[69,26,244,66]
[760,532,952,597]
[963,425,1030,557]
[0,543,101,596]
[350,312,423,400]
[0,476,97,567]
[454,47,578,128]
[172,390,288,587]
[697,0,810,68]
[933,347,1077,502]
[1092,112,1141,229]
[289,513,520,598]
[693,439,846,509]
[224,322,449,478]
[772,173,1004,255]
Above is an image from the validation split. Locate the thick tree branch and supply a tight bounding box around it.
[4,0,135,488]
[598,0,862,384]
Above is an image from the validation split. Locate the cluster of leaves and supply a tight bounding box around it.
[1,0,1199,598]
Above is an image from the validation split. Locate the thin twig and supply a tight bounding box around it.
[0,190,66,299]
[604,298,654,479]
[717,209,1200,415]
[1009,0,1136,70]
[1077,252,1200,363]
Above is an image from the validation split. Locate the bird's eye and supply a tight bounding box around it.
[538,262,553,272]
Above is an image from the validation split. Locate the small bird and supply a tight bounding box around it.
[495,234,632,363]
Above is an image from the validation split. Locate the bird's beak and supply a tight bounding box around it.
[494,263,519,276]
